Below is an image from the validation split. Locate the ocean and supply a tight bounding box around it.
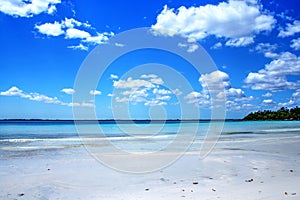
[1,120,300,156]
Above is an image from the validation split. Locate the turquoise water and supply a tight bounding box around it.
[1,120,300,154]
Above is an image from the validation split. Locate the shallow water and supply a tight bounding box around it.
[1,120,300,155]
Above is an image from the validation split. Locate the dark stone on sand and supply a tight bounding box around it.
[290,170,293,172]
[245,179,254,182]
[285,192,288,195]
[173,181,177,184]
[212,188,216,192]
[47,168,50,171]
[192,182,198,185]
[145,188,149,191]
[18,193,24,197]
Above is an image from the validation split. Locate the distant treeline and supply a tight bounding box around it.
[243,106,300,121]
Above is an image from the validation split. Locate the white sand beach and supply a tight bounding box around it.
[1,132,299,200]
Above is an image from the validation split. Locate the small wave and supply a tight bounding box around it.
[0,134,175,144]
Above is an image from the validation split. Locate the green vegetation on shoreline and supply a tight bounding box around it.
[243,107,300,121]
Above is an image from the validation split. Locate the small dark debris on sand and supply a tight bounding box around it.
[173,181,177,184]
[145,188,149,191]
[212,188,216,192]
[285,192,288,195]
[245,178,254,182]
[292,193,296,195]
[192,181,198,185]
[18,193,24,197]
[290,169,294,172]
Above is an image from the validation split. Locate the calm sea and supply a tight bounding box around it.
[1,120,300,155]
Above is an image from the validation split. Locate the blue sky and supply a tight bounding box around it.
[0,0,300,119]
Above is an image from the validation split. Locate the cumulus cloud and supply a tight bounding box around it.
[60,88,75,95]
[89,90,102,95]
[65,28,91,39]
[278,20,300,38]
[187,70,253,110]
[291,38,300,50]
[244,52,300,91]
[199,70,231,91]
[184,91,211,107]
[35,21,64,36]
[0,0,61,18]
[152,0,275,47]
[113,74,176,106]
[35,18,114,50]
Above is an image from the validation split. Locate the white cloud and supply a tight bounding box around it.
[60,88,75,95]
[184,91,211,107]
[144,99,167,106]
[291,38,300,50]
[47,5,56,14]
[63,18,87,29]
[178,42,199,53]
[83,32,113,45]
[255,43,278,58]
[0,86,24,96]
[139,74,164,85]
[115,42,125,47]
[68,102,94,107]
[199,70,231,91]
[172,88,182,96]
[68,43,88,51]
[35,18,114,50]
[262,92,273,97]
[278,20,300,38]
[112,75,176,106]
[188,70,253,110]
[226,88,245,98]
[262,99,275,105]
[152,1,275,47]
[244,52,300,91]
[211,42,222,49]
[277,90,300,108]
[0,86,96,107]
[0,0,61,18]
[0,86,61,105]
[113,77,155,89]
[110,74,119,79]
[225,37,254,47]
[35,22,64,36]
[153,88,172,95]
[65,28,91,39]
[89,90,102,95]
